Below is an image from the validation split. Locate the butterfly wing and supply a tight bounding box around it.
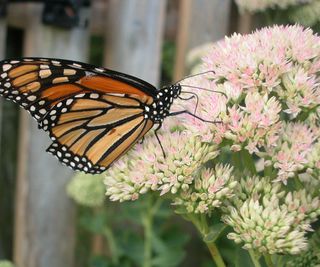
[0,58,156,173]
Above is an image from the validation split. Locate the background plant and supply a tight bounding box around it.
[235,0,320,30]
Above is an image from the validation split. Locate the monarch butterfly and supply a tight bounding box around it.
[0,58,213,174]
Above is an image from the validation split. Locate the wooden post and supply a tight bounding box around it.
[0,16,6,258]
[174,0,232,80]
[237,11,253,34]
[10,3,90,267]
[0,17,6,152]
[99,0,167,255]
[104,0,167,85]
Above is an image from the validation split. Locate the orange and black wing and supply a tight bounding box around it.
[0,58,156,173]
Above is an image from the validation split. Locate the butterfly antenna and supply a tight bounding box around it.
[168,110,222,124]
[180,84,227,97]
[174,70,215,85]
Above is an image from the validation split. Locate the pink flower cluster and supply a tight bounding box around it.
[176,25,320,183]
[104,25,320,255]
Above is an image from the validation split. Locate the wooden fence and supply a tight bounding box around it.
[0,1,252,266]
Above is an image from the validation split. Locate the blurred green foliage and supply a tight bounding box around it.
[161,41,175,86]
[73,194,190,267]
[0,260,15,267]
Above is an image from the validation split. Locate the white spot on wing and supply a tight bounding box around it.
[27,95,37,101]
[75,93,85,98]
[72,63,82,68]
[3,64,12,71]
[90,93,99,99]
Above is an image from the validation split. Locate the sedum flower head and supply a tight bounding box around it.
[105,126,218,202]
[179,26,320,180]
[67,173,105,207]
[235,0,313,13]
[173,164,237,214]
[223,176,320,254]
[103,26,320,258]
[266,122,317,183]
[289,1,320,26]
[285,250,320,267]
[285,230,320,266]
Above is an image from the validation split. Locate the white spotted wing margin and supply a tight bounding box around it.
[0,58,88,123]
[45,92,154,174]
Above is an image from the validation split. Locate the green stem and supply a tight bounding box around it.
[188,214,226,267]
[232,151,242,170]
[206,242,226,267]
[143,212,152,267]
[241,149,256,175]
[103,227,119,265]
[294,175,303,190]
[264,254,275,267]
[264,164,273,178]
[249,250,262,267]
[142,196,162,267]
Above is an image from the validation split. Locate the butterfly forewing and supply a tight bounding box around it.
[0,58,157,173]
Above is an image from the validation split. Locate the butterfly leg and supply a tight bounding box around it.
[139,136,145,144]
[154,123,166,158]
[168,110,221,124]
[178,95,195,101]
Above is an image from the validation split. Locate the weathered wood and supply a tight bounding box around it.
[0,18,6,153]
[104,0,167,85]
[10,3,90,267]
[174,0,232,80]
[237,11,253,34]
[100,0,167,256]
[0,17,7,258]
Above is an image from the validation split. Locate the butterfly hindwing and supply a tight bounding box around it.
[46,95,154,173]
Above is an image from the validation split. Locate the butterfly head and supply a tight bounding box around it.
[171,84,182,99]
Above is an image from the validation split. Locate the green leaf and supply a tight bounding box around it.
[203,223,226,243]
[80,210,108,234]
[235,247,255,267]
[174,206,188,215]
[152,249,186,267]
[89,255,110,267]
[118,232,144,265]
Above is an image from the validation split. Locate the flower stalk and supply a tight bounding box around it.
[142,196,163,267]
[249,250,262,267]
[188,214,226,267]
[264,254,275,267]
[206,242,226,267]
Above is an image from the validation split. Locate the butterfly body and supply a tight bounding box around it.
[0,58,182,174]
[144,84,181,123]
